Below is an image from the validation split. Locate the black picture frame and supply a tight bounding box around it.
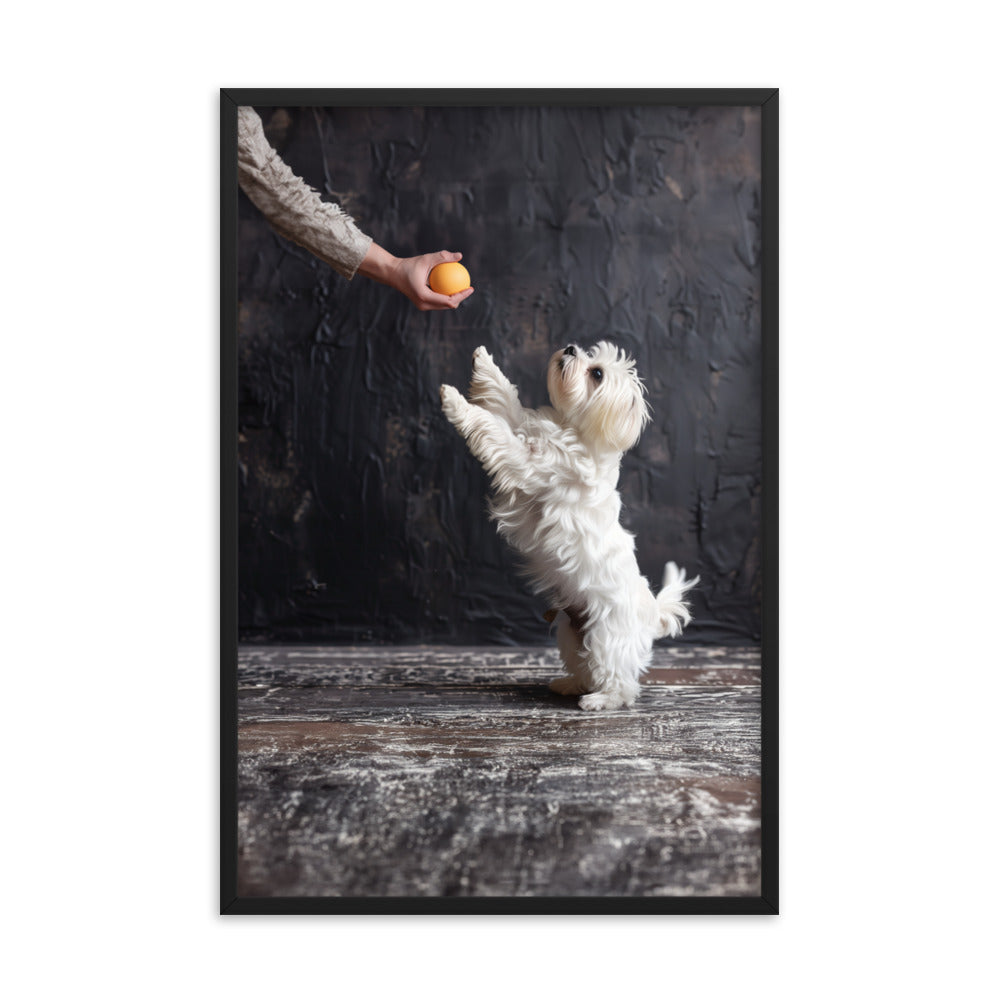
[221,87,778,915]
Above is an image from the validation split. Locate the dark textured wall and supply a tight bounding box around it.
[238,103,761,644]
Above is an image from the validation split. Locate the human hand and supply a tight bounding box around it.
[358,244,474,311]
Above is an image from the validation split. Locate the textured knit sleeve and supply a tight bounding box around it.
[237,107,373,279]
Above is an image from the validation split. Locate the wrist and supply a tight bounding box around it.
[357,241,401,287]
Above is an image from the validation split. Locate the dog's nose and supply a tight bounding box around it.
[563,344,576,357]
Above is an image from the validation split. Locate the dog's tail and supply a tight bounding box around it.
[655,561,699,639]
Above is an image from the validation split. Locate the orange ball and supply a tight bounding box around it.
[428,261,471,296]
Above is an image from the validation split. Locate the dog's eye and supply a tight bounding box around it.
[590,368,603,383]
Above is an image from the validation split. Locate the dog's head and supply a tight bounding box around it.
[546,341,651,453]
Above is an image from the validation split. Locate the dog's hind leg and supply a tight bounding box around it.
[548,613,589,696]
[575,617,650,711]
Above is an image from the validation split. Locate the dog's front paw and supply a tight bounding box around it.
[470,345,504,389]
[440,384,466,422]
[440,384,470,426]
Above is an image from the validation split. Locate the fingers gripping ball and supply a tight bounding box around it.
[428,261,471,296]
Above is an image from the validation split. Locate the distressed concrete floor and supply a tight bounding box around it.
[237,644,761,898]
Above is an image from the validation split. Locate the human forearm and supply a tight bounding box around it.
[236,107,372,278]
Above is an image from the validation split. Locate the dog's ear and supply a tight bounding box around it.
[587,375,650,452]
[613,386,652,452]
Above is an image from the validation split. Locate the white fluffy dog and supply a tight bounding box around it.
[440,341,697,711]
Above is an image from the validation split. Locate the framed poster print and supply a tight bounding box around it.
[221,88,777,914]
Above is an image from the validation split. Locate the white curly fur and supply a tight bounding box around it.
[441,342,697,710]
